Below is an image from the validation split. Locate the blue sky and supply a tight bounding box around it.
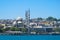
[0,0,60,19]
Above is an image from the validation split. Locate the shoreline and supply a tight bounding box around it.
[0,33,60,35]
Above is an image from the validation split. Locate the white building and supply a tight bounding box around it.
[13,17,24,28]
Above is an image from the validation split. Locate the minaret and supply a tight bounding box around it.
[25,9,30,34]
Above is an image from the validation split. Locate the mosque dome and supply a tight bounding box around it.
[16,17,22,21]
[13,21,16,25]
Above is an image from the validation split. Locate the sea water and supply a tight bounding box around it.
[0,35,60,40]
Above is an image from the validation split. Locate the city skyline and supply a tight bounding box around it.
[0,0,60,19]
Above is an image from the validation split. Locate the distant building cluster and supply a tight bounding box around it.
[0,10,60,34]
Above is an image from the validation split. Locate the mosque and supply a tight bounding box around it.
[13,17,24,28]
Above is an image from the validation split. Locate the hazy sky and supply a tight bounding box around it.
[0,0,60,19]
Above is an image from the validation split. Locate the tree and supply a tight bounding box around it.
[10,27,20,31]
[46,16,54,21]
[53,18,57,21]
[37,17,43,20]
[0,28,3,32]
[4,28,10,31]
[53,28,60,32]
[21,28,27,33]
[15,27,20,31]
[46,16,57,21]
[57,19,60,21]
[10,27,15,31]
